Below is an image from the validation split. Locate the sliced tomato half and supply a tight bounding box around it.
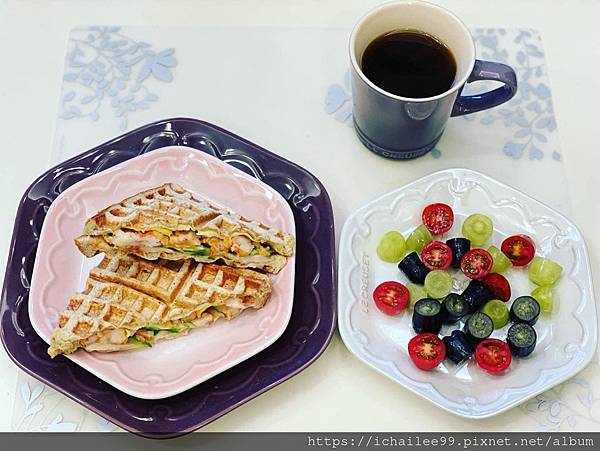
[481,273,512,302]
[420,240,453,271]
[475,338,512,374]
[501,235,536,267]
[460,248,493,279]
[408,333,446,371]
[372,281,409,315]
[422,203,454,236]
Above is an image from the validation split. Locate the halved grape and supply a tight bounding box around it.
[443,330,475,364]
[481,299,510,329]
[376,231,406,263]
[488,245,511,274]
[529,257,563,286]
[424,270,453,299]
[441,293,469,323]
[510,296,540,325]
[464,312,494,342]
[507,323,537,357]
[413,298,442,334]
[406,225,433,254]
[407,282,429,309]
[398,252,430,285]
[531,286,554,313]
[462,214,493,246]
[462,279,492,313]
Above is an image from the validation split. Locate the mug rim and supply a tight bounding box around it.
[349,0,476,103]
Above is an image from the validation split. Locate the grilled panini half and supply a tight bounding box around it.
[75,183,295,274]
[48,255,271,357]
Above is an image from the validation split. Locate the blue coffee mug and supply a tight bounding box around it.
[349,1,518,160]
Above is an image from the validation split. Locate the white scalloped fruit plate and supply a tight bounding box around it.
[338,168,597,418]
[29,146,296,399]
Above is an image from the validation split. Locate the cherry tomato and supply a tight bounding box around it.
[475,339,512,374]
[372,281,409,315]
[501,235,536,267]
[420,240,453,271]
[461,248,493,279]
[408,333,446,371]
[481,273,512,302]
[422,203,454,236]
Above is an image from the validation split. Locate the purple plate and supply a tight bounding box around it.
[1,118,336,438]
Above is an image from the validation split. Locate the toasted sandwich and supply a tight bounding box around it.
[48,255,272,357]
[74,183,295,274]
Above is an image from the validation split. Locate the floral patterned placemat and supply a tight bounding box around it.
[12,26,597,432]
[57,26,176,135]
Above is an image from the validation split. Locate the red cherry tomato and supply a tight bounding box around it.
[420,240,453,271]
[408,333,446,371]
[481,273,512,302]
[422,203,454,236]
[501,235,536,267]
[475,339,512,374]
[372,281,409,315]
[461,248,493,279]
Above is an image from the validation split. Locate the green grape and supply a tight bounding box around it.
[407,282,429,309]
[532,286,554,313]
[424,270,453,299]
[462,214,493,246]
[529,257,563,286]
[481,299,510,329]
[376,231,406,263]
[406,225,433,253]
[488,245,511,274]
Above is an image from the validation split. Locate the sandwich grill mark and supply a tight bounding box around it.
[93,257,193,304]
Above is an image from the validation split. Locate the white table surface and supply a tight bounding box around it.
[0,0,599,432]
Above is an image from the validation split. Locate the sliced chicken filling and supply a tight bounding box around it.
[104,229,275,258]
[80,306,229,352]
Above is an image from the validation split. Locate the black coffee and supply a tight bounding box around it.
[361,30,457,98]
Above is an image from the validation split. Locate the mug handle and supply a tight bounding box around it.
[451,60,517,117]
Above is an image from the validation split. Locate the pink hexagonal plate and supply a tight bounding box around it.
[28,146,296,399]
